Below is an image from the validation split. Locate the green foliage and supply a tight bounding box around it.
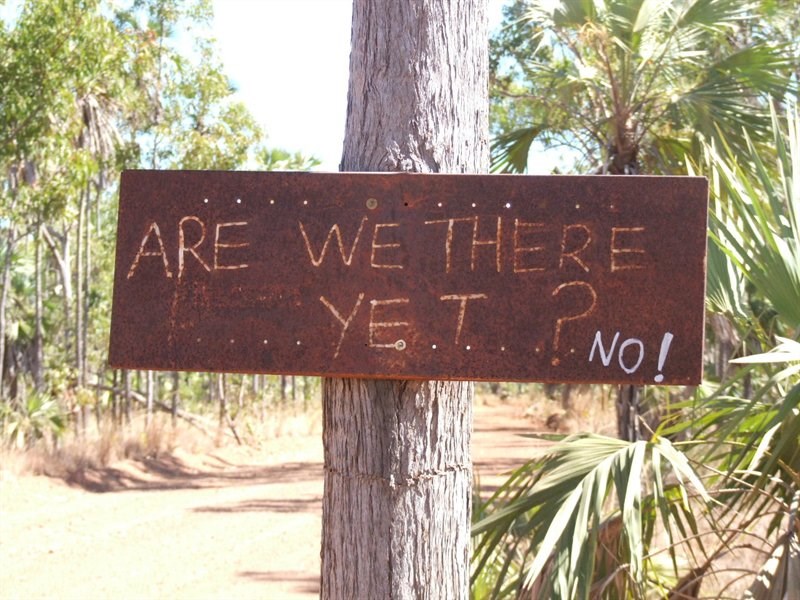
[706,105,800,331]
[258,148,321,172]
[0,0,320,440]
[490,0,797,173]
[1,393,66,449]
[472,434,709,599]
[472,106,800,598]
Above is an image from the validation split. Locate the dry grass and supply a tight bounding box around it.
[0,404,323,482]
[486,383,618,435]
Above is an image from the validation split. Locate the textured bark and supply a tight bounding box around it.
[340,0,488,175]
[0,229,15,401]
[323,380,474,598]
[33,223,44,393]
[322,1,488,597]
[616,384,642,441]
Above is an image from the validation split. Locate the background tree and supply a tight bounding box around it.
[0,0,318,444]
[489,0,797,442]
[473,103,800,600]
[490,0,796,175]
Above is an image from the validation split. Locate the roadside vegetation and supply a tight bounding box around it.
[472,1,799,598]
[2,1,798,598]
[0,0,320,464]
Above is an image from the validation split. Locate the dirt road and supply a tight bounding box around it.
[1,399,548,599]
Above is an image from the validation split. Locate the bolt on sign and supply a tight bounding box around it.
[109,171,708,385]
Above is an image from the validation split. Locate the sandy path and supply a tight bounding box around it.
[0,399,546,599]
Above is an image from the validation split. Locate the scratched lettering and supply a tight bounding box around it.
[178,216,211,277]
[370,223,404,269]
[111,171,707,385]
[369,298,410,348]
[471,217,502,272]
[320,293,365,359]
[299,217,368,267]
[610,226,647,272]
[127,221,172,279]
[213,221,250,271]
[439,293,488,345]
[512,219,547,273]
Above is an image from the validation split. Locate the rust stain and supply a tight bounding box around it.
[109,171,708,385]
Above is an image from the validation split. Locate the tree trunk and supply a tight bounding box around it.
[33,221,45,393]
[322,1,488,597]
[171,371,179,425]
[0,229,15,401]
[81,187,92,387]
[217,373,226,425]
[41,225,73,355]
[145,369,154,427]
[123,369,132,425]
[616,384,641,441]
[75,186,86,388]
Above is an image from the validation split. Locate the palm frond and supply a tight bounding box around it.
[490,125,542,173]
[472,433,710,599]
[707,104,800,330]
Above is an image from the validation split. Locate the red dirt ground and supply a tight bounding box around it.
[0,398,550,599]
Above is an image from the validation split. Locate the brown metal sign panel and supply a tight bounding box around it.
[109,171,708,385]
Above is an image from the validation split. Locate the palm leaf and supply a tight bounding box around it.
[472,434,710,599]
[490,125,542,173]
[744,490,800,600]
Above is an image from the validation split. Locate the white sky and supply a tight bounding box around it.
[212,0,509,171]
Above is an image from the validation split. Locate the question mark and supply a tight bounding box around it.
[551,281,597,366]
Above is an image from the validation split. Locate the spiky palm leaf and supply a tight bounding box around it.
[472,433,710,599]
[473,104,800,599]
[490,0,796,173]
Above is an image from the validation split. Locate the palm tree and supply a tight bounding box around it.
[491,0,795,174]
[472,102,800,599]
[490,0,796,441]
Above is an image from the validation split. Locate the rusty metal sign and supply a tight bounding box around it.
[109,171,707,385]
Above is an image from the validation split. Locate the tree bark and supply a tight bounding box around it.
[123,369,132,425]
[41,225,73,354]
[171,371,179,425]
[145,369,154,427]
[0,228,15,401]
[33,221,44,393]
[322,1,488,597]
[75,186,86,388]
[616,384,641,441]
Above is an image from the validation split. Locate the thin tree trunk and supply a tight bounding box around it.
[0,229,15,401]
[41,225,73,355]
[111,370,118,425]
[236,375,246,411]
[81,188,92,387]
[75,186,86,388]
[217,373,226,425]
[123,369,132,425]
[216,373,241,444]
[33,221,44,393]
[616,385,641,441]
[171,371,179,425]
[322,1,488,596]
[145,369,154,427]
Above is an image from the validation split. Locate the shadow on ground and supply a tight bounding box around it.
[68,457,322,493]
[194,496,322,514]
[238,570,320,594]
